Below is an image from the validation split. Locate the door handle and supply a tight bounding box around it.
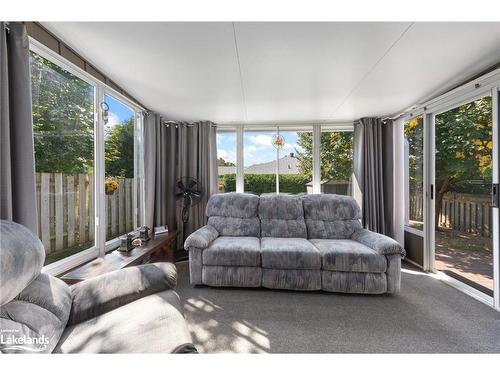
[492,183,499,208]
[430,184,434,200]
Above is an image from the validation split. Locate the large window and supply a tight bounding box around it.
[104,94,138,240]
[30,47,144,270]
[217,126,353,195]
[278,129,312,194]
[244,130,277,195]
[216,129,237,192]
[319,130,353,195]
[30,51,96,265]
[404,116,424,231]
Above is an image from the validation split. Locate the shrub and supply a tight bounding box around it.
[219,174,309,195]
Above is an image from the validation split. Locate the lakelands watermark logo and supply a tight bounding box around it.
[0,329,49,353]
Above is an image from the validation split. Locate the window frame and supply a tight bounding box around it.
[216,127,238,193]
[30,39,146,276]
[402,112,425,236]
[102,91,144,248]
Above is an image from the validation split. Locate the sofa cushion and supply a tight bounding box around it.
[207,216,260,237]
[321,271,387,294]
[206,192,260,218]
[262,269,321,291]
[261,237,321,270]
[0,220,46,306]
[202,266,262,287]
[68,263,178,326]
[0,273,72,353]
[203,237,261,267]
[206,193,260,237]
[301,194,362,239]
[54,290,195,353]
[258,195,307,238]
[310,239,387,273]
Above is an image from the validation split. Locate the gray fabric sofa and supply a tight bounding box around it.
[0,220,196,353]
[185,193,405,294]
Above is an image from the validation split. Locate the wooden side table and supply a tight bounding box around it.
[61,231,177,285]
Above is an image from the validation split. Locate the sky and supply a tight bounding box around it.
[104,94,134,138]
[217,130,307,167]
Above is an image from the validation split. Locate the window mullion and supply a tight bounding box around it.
[95,86,106,258]
[312,124,321,193]
[236,125,244,193]
[132,111,138,230]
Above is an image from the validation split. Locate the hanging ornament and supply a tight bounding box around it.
[272,133,285,149]
[101,102,109,124]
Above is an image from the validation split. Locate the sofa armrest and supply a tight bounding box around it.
[68,262,177,326]
[184,225,219,250]
[352,229,406,257]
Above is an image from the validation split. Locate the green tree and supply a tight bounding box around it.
[296,131,353,182]
[404,116,424,196]
[31,52,94,174]
[217,157,235,167]
[105,118,134,178]
[434,97,492,227]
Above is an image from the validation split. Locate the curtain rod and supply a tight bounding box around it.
[142,112,216,127]
[162,120,217,128]
[217,121,353,127]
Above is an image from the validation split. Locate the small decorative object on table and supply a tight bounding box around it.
[154,225,168,235]
[139,226,151,242]
[119,233,135,252]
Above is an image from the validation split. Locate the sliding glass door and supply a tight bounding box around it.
[432,95,496,296]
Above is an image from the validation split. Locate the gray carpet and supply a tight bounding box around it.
[174,261,500,353]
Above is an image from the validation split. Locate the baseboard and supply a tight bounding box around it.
[403,258,424,269]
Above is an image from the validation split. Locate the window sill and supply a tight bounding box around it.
[105,237,121,253]
[42,246,99,277]
[42,230,142,278]
[404,225,424,237]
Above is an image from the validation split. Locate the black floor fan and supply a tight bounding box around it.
[175,177,202,261]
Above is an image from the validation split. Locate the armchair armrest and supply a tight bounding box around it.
[68,262,177,326]
[184,225,219,250]
[352,229,406,257]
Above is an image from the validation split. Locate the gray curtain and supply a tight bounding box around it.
[353,117,394,237]
[144,114,218,251]
[0,22,38,234]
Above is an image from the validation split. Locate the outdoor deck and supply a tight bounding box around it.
[434,230,493,294]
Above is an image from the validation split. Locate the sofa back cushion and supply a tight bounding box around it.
[301,194,362,239]
[258,195,307,238]
[206,193,260,237]
[0,221,72,353]
[0,273,72,353]
[0,220,46,306]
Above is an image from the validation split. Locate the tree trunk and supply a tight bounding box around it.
[435,176,452,230]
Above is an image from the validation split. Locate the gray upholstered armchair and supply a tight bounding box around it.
[0,220,196,353]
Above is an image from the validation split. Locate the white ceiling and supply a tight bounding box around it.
[42,22,500,123]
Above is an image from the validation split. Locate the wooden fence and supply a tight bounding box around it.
[36,173,134,255]
[409,192,492,237]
